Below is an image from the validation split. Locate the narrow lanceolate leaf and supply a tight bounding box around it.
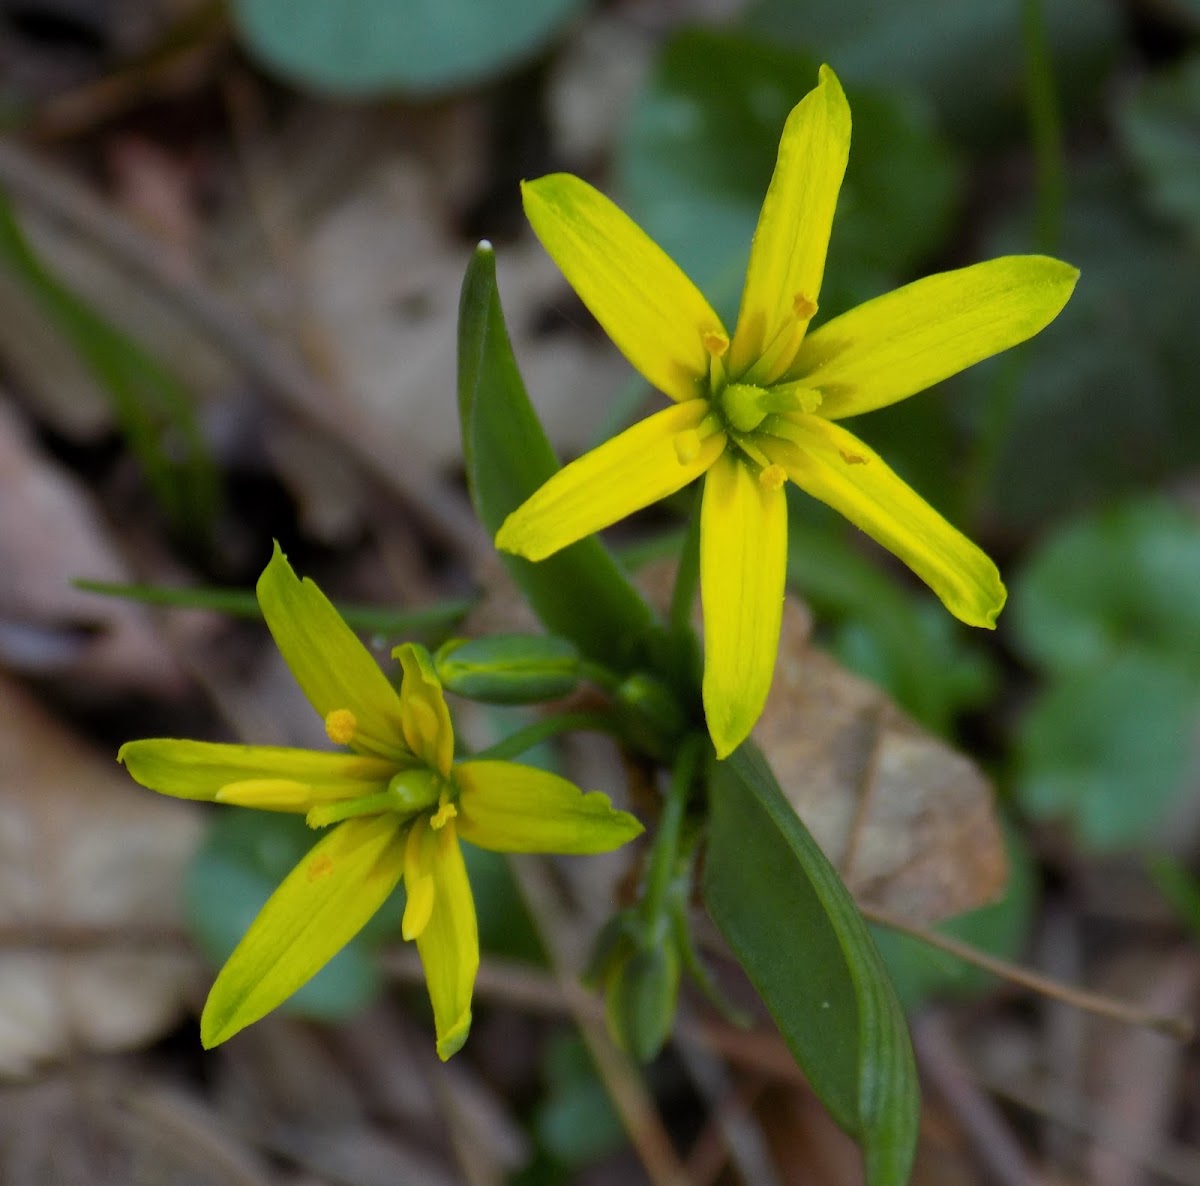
[704,745,918,1186]
[118,738,395,806]
[201,814,406,1047]
[457,243,658,671]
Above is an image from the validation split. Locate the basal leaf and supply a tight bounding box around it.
[704,744,918,1186]
[456,243,657,670]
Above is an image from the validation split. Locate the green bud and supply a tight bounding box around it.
[605,942,680,1063]
[614,673,687,760]
[433,634,580,704]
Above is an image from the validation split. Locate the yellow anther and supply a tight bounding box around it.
[702,329,729,357]
[759,463,787,491]
[324,708,357,745]
[792,292,818,321]
[430,795,458,830]
[674,429,702,465]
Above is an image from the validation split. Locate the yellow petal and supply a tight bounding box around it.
[392,643,455,778]
[406,817,478,1060]
[790,255,1080,418]
[257,543,410,761]
[118,738,395,809]
[522,174,726,402]
[495,401,725,561]
[727,65,851,380]
[700,452,789,759]
[200,816,406,1047]
[454,761,644,852]
[766,416,1005,627]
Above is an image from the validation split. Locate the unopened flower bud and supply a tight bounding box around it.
[433,634,580,704]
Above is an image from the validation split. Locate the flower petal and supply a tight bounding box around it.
[200,815,406,1047]
[118,738,395,809]
[727,65,851,381]
[393,643,455,778]
[256,543,410,761]
[454,761,644,852]
[407,817,478,1060]
[700,452,788,759]
[766,416,1006,627]
[522,174,725,403]
[495,401,725,561]
[790,255,1080,418]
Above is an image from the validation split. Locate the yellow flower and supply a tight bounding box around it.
[495,65,1078,759]
[120,544,642,1059]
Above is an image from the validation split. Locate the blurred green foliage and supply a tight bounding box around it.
[1012,499,1200,849]
[231,0,588,96]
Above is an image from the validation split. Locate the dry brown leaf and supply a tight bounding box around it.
[757,597,1007,925]
[0,395,187,694]
[0,671,204,1078]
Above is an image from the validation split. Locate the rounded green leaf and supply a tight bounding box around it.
[232,0,588,97]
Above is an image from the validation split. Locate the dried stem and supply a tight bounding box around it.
[863,903,1195,1042]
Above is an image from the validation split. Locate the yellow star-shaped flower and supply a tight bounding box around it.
[120,544,642,1059]
[495,64,1078,759]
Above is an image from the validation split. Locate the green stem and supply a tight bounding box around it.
[641,735,702,925]
[470,711,622,761]
[1022,0,1066,252]
[579,660,623,696]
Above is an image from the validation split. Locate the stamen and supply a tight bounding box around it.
[402,872,435,940]
[215,779,311,809]
[758,463,787,491]
[306,791,393,829]
[839,449,868,466]
[768,381,823,415]
[674,428,702,465]
[792,292,818,321]
[430,793,458,831]
[702,329,729,357]
[324,708,357,746]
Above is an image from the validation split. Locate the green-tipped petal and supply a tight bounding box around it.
[454,761,644,853]
[118,738,395,809]
[200,815,406,1047]
[522,174,726,403]
[393,643,455,778]
[767,417,1006,627]
[791,255,1080,418]
[257,543,410,761]
[728,65,851,380]
[700,453,789,759]
[406,817,478,1060]
[495,401,725,561]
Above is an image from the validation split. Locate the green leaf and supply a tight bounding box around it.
[1011,497,1200,679]
[1015,652,1200,851]
[0,194,217,541]
[704,744,918,1185]
[456,243,657,671]
[618,28,963,325]
[73,577,473,637]
[185,810,404,1020]
[743,0,1118,145]
[1117,53,1200,244]
[231,0,587,97]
